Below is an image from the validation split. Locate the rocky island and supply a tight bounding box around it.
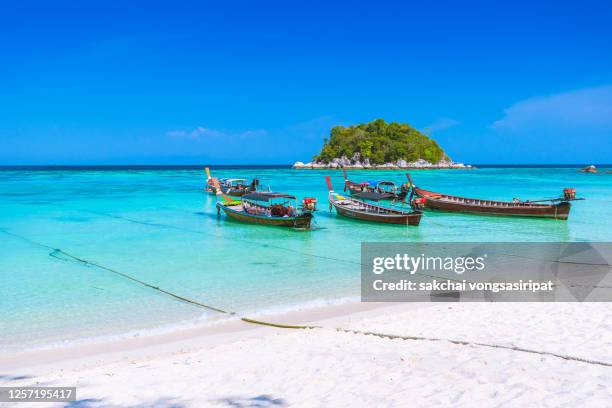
[293,119,470,169]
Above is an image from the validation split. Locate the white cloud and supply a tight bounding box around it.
[492,85,612,131]
[240,129,268,137]
[166,127,224,139]
[166,127,266,140]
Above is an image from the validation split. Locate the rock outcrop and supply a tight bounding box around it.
[293,158,471,169]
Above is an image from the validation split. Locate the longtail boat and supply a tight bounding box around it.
[205,167,258,196]
[326,176,422,226]
[213,179,315,229]
[342,169,409,202]
[407,174,581,220]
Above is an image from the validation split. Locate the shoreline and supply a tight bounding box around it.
[292,162,473,170]
[292,157,472,170]
[292,166,474,170]
[0,300,411,372]
[0,295,361,356]
[2,302,610,406]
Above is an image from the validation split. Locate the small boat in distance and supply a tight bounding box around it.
[205,167,259,196]
[342,169,409,202]
[580,165,598,173]
[327,176,422,226]
[407,174,581,220]
[213,179,315,229]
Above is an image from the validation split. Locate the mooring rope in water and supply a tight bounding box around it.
[45,204,468,284]
[493,250,612,267]
[55,204,612,288]
[0,228,318,327]
[53,204,361,266]
[44,205,472,285]
[39,202,612,272]
[2,227,611,368]
[1,228,232,314]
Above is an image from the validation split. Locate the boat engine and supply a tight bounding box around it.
[302,197,317,212]
[563,188,576,200]
[412,197,427,210]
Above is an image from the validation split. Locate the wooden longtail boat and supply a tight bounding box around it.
[213,179,314,229]
[326,176,422,226]
[407,174,579,220]
[205,167,258,196]
[342,169,408,202]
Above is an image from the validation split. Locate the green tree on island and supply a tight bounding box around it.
[314,119,448,164]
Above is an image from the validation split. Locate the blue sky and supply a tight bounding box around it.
[1,0,611,164]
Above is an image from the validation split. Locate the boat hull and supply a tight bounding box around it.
[222,188,248,197]
[217,203,313,228]
[329,176,420,226]
[414,188,571,220]
[334,203,422,225]
[207,185,251,196]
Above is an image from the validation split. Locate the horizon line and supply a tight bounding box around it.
[0,163,610,168]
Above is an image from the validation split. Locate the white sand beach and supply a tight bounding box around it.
[1,302,611,408]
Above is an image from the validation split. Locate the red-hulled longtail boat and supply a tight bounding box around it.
[205,167,259,196]
[406,173,582,220]
[326,176,422,226]
[213,178,315,229]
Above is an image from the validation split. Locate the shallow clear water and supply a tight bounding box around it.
[1,167,611,351]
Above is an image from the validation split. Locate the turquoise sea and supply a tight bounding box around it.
[1,166,611,351]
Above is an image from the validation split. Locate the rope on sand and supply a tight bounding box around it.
[2,228,611,368]
[334,329,612,368]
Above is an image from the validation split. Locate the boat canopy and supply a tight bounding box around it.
[352,191,396,201]
[242,192,296,202]
[365,180,395,188]
[221,178,248,183]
